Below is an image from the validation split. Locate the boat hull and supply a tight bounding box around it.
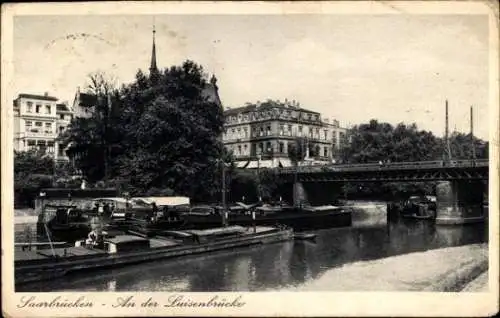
[15,227,293,286]
[183,209,352,231]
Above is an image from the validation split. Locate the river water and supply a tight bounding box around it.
[16,202,488,292]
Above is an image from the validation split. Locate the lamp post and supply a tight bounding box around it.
[257,154,262,202]
[218,159,230,227]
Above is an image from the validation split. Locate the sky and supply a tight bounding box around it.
[13,14,490,139]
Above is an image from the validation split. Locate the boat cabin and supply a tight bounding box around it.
[131,196,191,221]
[186,225,246,243]
[92,197,133,219]
[44,204,84,225]
[104,235,150,254]
[189,206,218,216]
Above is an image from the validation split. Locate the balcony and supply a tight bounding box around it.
[22,130,57,138]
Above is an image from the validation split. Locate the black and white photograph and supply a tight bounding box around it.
[2,1,498,317]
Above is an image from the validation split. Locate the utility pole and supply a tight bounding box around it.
[470,106,476,161]
[444,99,452,161]
[257,154,262,202]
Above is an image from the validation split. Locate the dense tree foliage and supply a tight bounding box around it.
[62,61,226,202]
[337,120,488,199]
[14,151,54,207]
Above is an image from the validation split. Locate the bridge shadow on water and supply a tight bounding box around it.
[17,203,488,292]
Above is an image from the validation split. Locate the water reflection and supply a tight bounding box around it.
[18,204,488,292]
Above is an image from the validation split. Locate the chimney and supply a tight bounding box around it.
[44,92,48,97]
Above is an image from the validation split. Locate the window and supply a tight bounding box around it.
[47,141,55,153]
[259,127,264,137]
[238,145,242,155]
[308,114,312,120]
[60,114,64,120]
[26,102,33,113]
[279,125,284,136]
[324,147,328,157]
[58,147,64,157]
[315,128,320,138]
[59,126,65,134]
[266,126,271,136]
[37,140,46,153]
[231,129,235,139]
[287,125,292,136]
[298,126,303,136]
[25,121,32,130]
[35,122,42,127]
[279,142,284,153]
[324,130,328,140]
[27,140,36,146]
[243,128,248,138]
[258,143,263,154]
[45,105,51,114]
[266,142,272,152]
[244,144,248,154]
[45,123,52,133]
[35,104,41,113]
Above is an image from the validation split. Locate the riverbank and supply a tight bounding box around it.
[290,243,488,291]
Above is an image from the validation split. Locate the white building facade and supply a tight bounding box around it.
[13,93,73,161]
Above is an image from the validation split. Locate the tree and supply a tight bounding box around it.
[62,60,226,202]
[287,137,308,206]
[62,72,119,182]
[337,119,488,199]
[287,137,307,166]
[14,151,55,207]
[449,132,488,160]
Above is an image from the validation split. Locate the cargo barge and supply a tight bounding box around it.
[183,203,352,231]
[15,225,292,286]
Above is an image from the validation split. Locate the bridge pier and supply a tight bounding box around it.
[435,180,485,225]
[293,182,343,206]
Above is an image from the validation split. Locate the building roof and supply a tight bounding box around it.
[202,77,223,108]
[224,101,319,116]
[56,103,71,112]
[17,93,58,102]
[78,93,98,107]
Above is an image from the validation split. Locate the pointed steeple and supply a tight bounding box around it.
[149,24,158,74]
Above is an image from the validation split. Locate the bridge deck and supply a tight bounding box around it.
[277,159,488,174]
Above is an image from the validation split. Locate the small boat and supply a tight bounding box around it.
[293,232,317,241]
[394,196,437,221]
[15,225,293,286]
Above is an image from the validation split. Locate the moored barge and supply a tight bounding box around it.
[15,225,292,286]
[183,203,352,231]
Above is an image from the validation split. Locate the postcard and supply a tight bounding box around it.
[2,1,499,317]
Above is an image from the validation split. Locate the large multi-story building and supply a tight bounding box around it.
[223,99,347,168]
[13,92,73,161]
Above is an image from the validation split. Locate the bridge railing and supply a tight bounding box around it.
[278,159,488,174]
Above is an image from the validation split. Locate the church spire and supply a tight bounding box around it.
[149,24,158,74]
